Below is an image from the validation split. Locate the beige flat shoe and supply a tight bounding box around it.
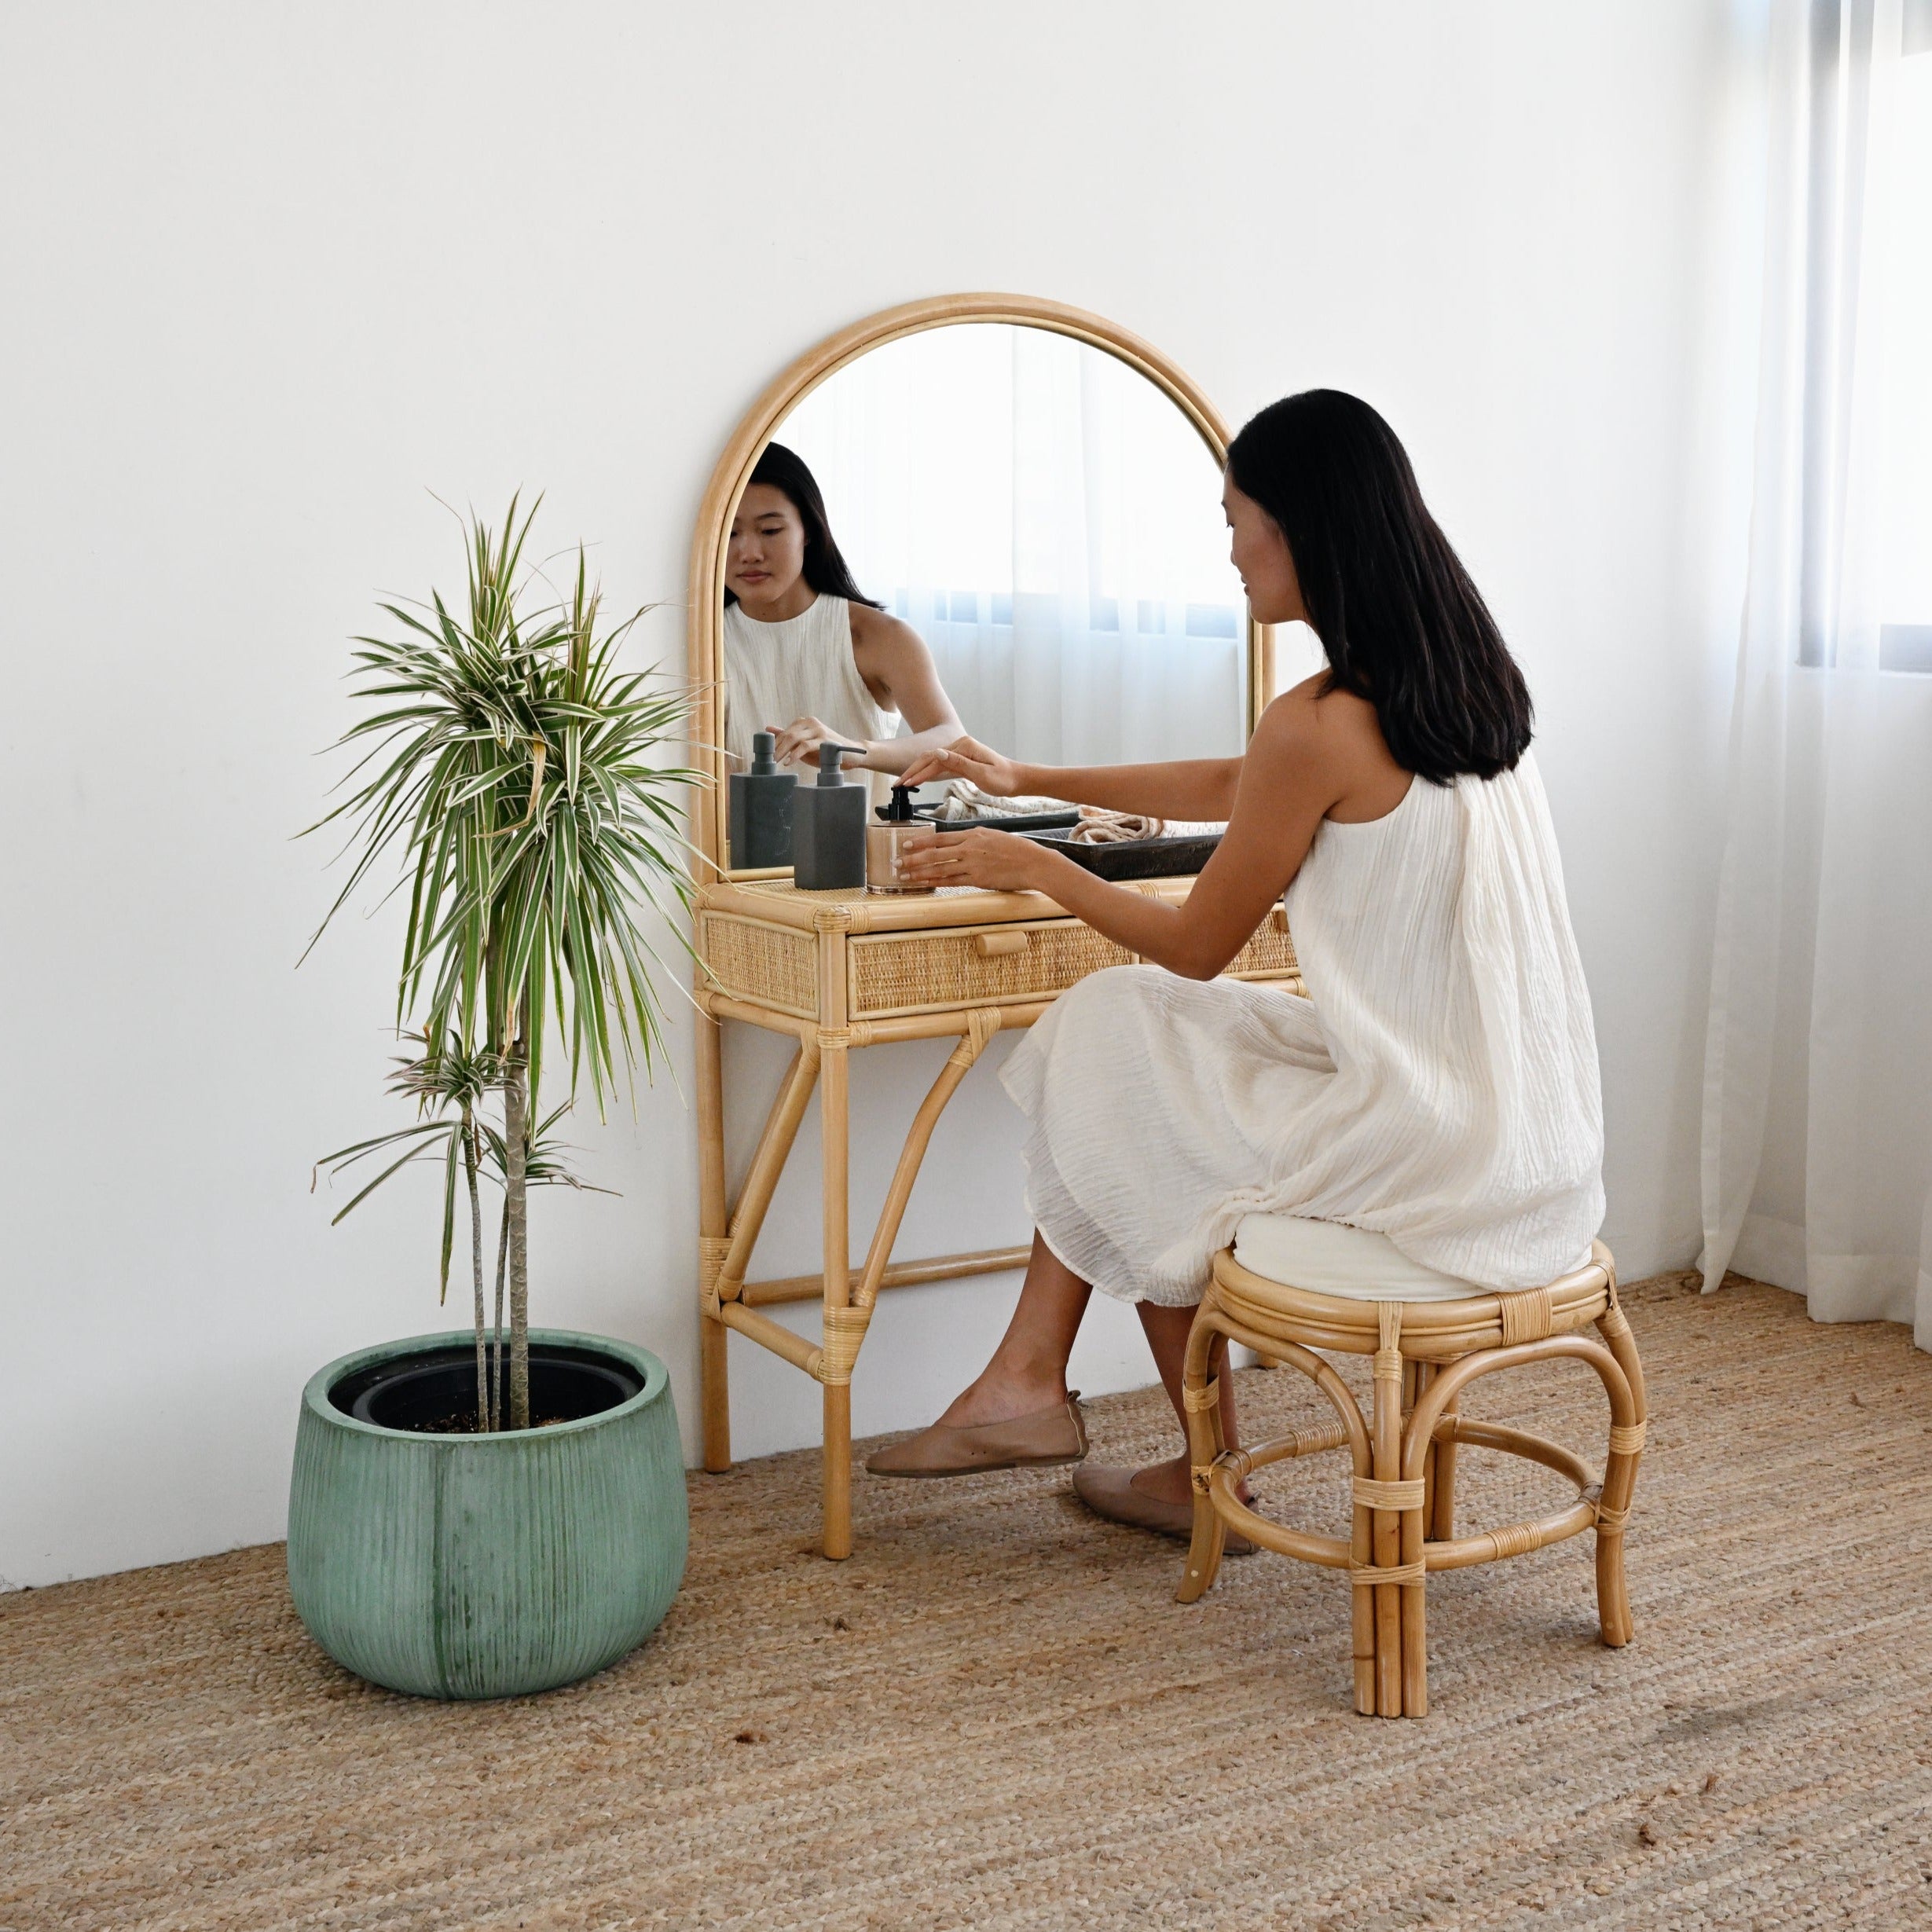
[866,1392,1088,1478]
[1072,1463,1256,1556]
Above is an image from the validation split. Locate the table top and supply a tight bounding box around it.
[697,873,1197,934]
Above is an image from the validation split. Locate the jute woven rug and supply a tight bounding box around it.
[4,1274,1930,1930]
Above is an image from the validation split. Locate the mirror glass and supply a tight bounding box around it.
[720,322,1247,867]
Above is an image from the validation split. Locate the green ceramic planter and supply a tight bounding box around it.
[287,1328,687,1699]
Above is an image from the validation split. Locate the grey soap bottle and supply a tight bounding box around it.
[790,742,867,889]
[728,731,796,869]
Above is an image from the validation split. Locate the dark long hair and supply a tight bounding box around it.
[1226,390,1531,783]
[724,442,882,610]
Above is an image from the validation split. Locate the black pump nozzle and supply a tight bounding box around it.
[876,783,918,823]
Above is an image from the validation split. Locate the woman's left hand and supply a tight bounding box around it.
[897,827,1053,894]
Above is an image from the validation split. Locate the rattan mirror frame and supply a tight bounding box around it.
[686,292,1272,881]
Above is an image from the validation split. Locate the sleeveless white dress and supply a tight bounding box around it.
[999,751,1604,1304]
[722,596,896,806]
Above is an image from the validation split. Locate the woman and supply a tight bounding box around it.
[870,390,1604,1550]
[724,442,963,784]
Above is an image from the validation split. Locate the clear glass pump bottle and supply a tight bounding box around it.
[867,783,935,895]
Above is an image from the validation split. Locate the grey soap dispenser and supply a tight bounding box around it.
[790,741,868,889]
[728,731,796,869]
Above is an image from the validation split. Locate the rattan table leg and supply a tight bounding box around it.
[695,1006,731,1472]
[820,1036,852,1561]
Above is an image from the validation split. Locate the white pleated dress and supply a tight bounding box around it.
[1000,751,1604,1305]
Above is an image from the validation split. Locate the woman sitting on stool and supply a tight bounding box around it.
[869,390,1604,1550]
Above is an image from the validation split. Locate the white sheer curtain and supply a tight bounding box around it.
[1702,0,1932,1346]
[778,324,1246,769]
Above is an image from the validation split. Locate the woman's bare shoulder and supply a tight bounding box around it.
[1254,677,1402,792]
[847,602,918,648]
[1265,676,1385,739]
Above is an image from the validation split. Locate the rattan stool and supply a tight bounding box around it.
[1177,1236,1646,1718]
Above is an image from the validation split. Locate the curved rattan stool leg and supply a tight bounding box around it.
[1176,1292,1233,1604]
[1405,1333,1643,1659]
[1428,1372,1461,1542]
[1593,1297,1647,1647]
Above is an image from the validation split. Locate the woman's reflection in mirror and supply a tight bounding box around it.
[722,443,964,787]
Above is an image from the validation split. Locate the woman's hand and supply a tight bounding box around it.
[896,827,1054,894]
[898,734,1028,796]
[768,717,864,770]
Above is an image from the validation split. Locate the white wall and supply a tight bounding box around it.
[0,1,1743,1589]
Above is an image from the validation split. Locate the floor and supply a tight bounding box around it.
[4,1273,1930,1930]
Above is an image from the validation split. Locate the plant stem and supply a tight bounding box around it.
[505,1030,531,1429]
[464,1111,488,1431]
[492,1194,508,1431]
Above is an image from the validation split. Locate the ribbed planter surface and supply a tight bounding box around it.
[287,1328,687,1699]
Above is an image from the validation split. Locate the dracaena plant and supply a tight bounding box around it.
[306,499,699,1428]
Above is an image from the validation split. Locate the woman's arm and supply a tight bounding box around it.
[898,735,1243,822]
[896,684,1384,977]
[767,607,965,775]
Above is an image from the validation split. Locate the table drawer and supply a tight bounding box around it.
[847,918,1134,1019]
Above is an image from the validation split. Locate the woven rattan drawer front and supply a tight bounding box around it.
[848,919,1134,1019]
[1225,907,1301,982]
[701,912,819,1019]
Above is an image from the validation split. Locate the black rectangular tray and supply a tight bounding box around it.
[1026,830,1223,882]
[913,809,1082,835]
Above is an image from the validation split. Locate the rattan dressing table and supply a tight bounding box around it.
[689,294,1292,1556]
[694,873,1303,1556]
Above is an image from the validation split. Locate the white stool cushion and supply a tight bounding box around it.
[1231,1215,1490,1302]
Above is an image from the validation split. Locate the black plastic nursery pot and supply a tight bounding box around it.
[286,1329,687,1699]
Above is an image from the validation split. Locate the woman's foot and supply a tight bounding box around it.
[866,1391,1087,1479]
[933,1361,1066,1428]
[1071,1454,1256,1555]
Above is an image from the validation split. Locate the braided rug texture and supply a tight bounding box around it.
[4,1274,1930,1930]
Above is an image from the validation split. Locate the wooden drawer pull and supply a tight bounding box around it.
[973,929,1030,959]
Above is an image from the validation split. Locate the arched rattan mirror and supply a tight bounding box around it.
[687,294,1272,880]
